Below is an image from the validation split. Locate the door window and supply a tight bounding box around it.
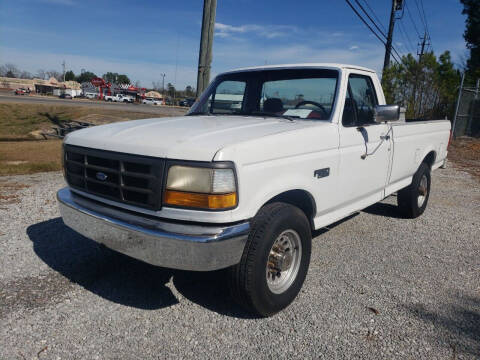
[342,74,378,126]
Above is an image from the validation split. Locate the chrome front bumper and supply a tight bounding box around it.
[57,188,250,271]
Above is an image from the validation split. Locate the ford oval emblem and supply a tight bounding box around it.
[96,172,108,181]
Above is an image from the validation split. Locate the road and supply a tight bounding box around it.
[0,165,479,359]
[0,92,187,116]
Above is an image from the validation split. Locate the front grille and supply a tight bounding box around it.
[64,145,165,210]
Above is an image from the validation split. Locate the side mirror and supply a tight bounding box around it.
[373,105,400,123]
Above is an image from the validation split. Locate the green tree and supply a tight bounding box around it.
[102,72,131,84]
[461,0,480,80]
[76,71,97,83]
[64,70,75,81]
[117,74,130,84]
[382,51,460,120]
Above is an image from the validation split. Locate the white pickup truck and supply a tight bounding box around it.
[58,63,451,317]
[104,94,134,103]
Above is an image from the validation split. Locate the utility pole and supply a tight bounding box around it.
[382,0,403,75]
[412,32,428,117]
[196,0,217,98]
[417,32,428,61]
[62,60,66,82]
[383,1,396,74]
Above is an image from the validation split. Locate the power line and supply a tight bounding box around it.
[413,0,427,29]
[398,19,416,54]
[405,0,421,38]
[418,0,433,51]
[360,0,387,33]
[344,0,401,64]
[413,0,433,52]
[354,0,387,39]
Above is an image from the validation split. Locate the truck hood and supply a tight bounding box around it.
[65,115,315,161]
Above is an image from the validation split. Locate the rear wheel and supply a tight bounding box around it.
[398,162,431,218]
[229,202,311,317]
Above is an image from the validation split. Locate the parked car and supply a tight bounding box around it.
[84,92,98,99]
[179,98,196,107]
[57,63,451,317]
[59,93,73,99]
[142,98,162,105]
[14,88,27,95]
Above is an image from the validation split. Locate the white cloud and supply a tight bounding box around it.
[349,45,359,50]
[215,22,298,39]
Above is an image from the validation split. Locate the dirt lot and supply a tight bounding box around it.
[0,154,478,358]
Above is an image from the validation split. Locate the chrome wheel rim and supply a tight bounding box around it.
[266,229,302,294]
[417,174,428,207]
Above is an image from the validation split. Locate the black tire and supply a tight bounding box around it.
[398,162,431,218]
[229,202,311,317]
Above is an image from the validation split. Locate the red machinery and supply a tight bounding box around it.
[91,77,111,100]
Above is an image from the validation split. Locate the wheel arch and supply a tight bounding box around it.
[422,150,436,169]
[264,189,317,230]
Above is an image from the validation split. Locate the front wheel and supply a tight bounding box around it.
[229,202,311,317]
[398,162,431,218]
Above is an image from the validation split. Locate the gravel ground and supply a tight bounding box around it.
[0,165,479,359]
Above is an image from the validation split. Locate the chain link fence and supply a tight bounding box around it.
[453,83,480,138]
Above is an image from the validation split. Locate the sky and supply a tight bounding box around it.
[0,0,468,89]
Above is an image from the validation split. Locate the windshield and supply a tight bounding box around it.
[189,68,339,120]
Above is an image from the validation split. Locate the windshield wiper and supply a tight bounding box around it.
[250,111,298,122]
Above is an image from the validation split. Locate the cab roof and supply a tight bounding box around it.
[223,63,376,74]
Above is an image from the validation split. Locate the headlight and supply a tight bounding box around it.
[163,164,237,210]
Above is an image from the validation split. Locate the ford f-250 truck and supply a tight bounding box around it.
[57,64,451,317]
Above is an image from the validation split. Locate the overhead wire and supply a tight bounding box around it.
[413,0,433,52]
[398,20,416,55]
[345,0,402,64]
[405,0,421,38]
[360,0,387,33]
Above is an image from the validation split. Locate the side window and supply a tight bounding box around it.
[348,74,378,125]
[342,74,378,126]
[342,86,356,126]
[209,80,246,114]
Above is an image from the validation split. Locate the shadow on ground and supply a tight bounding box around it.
[402,296,480,358]
[362,201,408,219]
[26,218,254,318]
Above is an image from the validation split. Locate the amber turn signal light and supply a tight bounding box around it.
[164,190,237,210]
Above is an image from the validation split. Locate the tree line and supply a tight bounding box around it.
[0,64,133,85]
[381,0,479,120]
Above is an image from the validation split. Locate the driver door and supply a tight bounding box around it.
[337,73,392,210]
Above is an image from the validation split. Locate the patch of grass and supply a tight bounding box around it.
[0,102,157,140]
[0,140,63,175]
